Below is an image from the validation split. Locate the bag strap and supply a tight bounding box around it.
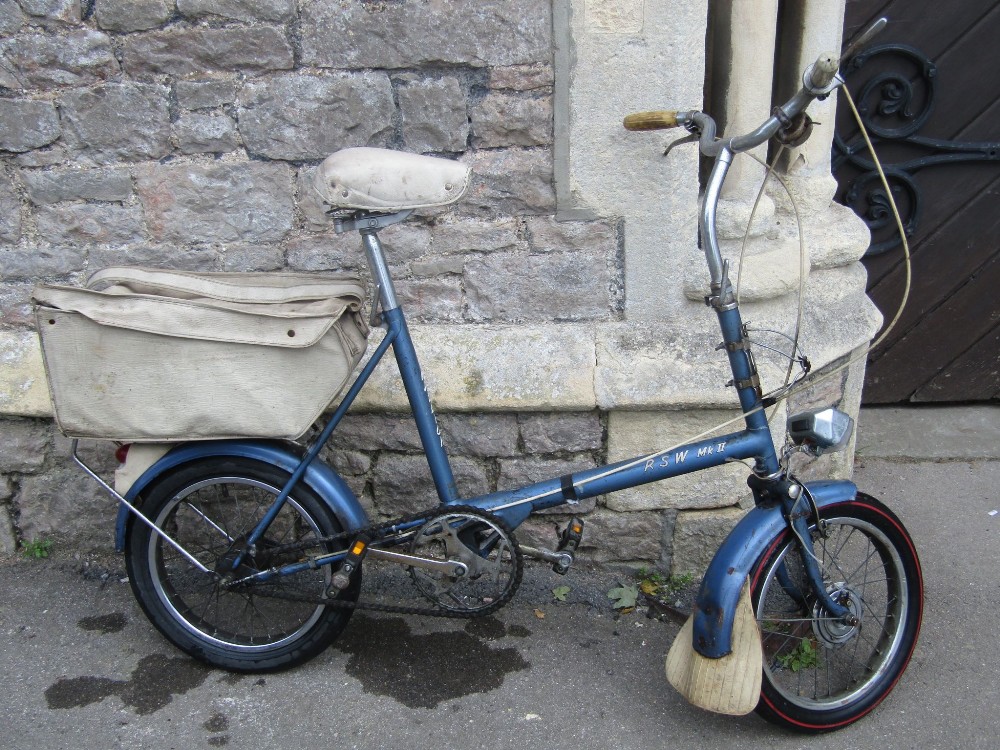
[87,267,364,305]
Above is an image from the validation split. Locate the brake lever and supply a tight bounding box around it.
[841,16,888,64]
[663,131,700,158]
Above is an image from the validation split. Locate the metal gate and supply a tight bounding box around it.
[834,0,1000,403]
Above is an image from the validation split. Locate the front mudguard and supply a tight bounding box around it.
[114,439,370,553]
[691,479,858,659]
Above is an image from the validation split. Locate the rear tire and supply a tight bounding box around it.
[125,457,359,672]
[750,493,922,732]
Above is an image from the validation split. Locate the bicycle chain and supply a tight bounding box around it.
[245,505,524,620]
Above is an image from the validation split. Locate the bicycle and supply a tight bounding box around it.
[45,17,921,733]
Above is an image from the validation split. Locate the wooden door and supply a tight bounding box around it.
[834,0,1000,403]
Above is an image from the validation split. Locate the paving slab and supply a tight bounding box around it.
[857,405,1000,460]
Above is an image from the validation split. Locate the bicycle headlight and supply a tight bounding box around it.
[786,407,854,455]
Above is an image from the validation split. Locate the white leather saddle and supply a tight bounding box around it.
[314,147,471,212]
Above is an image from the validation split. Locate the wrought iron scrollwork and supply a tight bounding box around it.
[834,43,1000,256]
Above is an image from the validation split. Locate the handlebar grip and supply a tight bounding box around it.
[623,111,680,131]
[808,52,839,90]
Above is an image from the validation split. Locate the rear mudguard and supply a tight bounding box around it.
[114,439,370,553]
[692,479,857,659]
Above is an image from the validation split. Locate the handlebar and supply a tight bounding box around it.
[619,17,888,303]
[622,46,843,155]
[622,17,888,154]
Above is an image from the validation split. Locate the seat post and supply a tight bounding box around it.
[359,228,400,314]
[333,209,411,316]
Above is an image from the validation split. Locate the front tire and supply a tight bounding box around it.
[125,457,359,672]
[750,493,923,732]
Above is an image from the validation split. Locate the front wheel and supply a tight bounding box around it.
[750,493,923,732]
[125,457,359,672]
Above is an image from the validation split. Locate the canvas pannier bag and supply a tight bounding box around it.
[32,267,369,442]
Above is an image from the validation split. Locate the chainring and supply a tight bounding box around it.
[408,507,523,615]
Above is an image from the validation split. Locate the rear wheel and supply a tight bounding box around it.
[750,494,922,732]
[125,457,359,672]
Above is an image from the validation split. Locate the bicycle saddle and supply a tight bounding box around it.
[314,147,471,212]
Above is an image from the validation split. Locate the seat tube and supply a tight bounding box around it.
[358,229,459,503]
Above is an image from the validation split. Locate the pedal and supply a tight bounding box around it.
[330,535,369,591]
[552,517,585,574]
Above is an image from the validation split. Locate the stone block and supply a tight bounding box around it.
[576,508,663,565]
[0,332,53,418]
[519,412,603,454]
[300,0,550,69]
[35,203,145,245]
[123,25,294,76]
[136,161,294,243]
[295,166,332,230]
[15,468,117,552]
[595,321,743,410]
[0,418,51,473]
[372,453,490,517]
[0,505,16,554]
[59,82,171,164]
[0,282,34,327]
[329,413,423,453]
[22,167,133,205]
[19,0,80,24]
[353,324,597,412]
[178,0,295,22]
[0,177,21,243]
[2,245,86,279]
[489,64,554,91]
[95,0,173,31]
[238,72,394,160]
[0,30,118,90]
[460,148,555,216]
[219,244,284,272]
[87,243,221,271]
[410,256,465,277]
[605,410,752,512]
[174,112,240,154]
[394,277,464,323]
[11,146,67,168]
[525,215,617,254]
[375,223,433,267]
[0,0,27,36]
[0,99,61,152]
[437,413,520,458]
[670,507,745,577]
[464,250,610,322]
[285,234,364,273]
[396,75,469,153]
[175,78,238,110]
[426,217,523,255]
[471,92,552,148]
[324,449,371,478]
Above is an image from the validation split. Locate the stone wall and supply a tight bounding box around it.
[0,1,876,575]
[1,0,626,559]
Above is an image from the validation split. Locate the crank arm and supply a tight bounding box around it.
[368,547,469,576]
[520,545,573,570]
